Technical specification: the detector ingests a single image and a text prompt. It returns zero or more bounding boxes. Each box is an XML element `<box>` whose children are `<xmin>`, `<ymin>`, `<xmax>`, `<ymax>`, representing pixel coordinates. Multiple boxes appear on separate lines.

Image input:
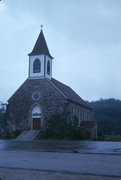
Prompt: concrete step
<box><xmin>16</xmin><ymin>130</ymin><xmax>40</xmax><ymax>141</ymax></box>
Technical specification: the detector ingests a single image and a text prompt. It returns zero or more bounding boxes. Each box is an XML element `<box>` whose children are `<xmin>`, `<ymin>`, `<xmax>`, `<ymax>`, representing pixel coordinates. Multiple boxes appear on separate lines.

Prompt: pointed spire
<box><xmin>28</xmin><ymin>30</ymin><xmax>53</xmax><ymax>59</ymax></box>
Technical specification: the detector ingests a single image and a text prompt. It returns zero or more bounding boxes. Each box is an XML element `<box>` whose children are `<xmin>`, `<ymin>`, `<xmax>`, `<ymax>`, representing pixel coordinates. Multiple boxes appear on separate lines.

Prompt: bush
<box><xmin>45</xmin><ymin>113</ymin><xmax>68</xmax><ymax>139</ymax></box>
<box><xmin>44</xmin><ymin>113</ymin><xmax>90</xmax><ymax>140</ymax></box>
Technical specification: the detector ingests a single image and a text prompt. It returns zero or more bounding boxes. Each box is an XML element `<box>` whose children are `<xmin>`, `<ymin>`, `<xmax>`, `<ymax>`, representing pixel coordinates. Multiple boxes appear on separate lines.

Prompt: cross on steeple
<box><xmin>40</xmin><ymin>25</ymin><xmax>43</xmax><ymax>31</ymax></box>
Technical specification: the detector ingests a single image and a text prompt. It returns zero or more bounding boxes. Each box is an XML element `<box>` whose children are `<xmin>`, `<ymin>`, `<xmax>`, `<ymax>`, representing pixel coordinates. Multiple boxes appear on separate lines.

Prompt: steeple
<box><xmin>28</xmin><ymin>30</ymin><xmax>53</xmax><ymax>59</ymax></box>
<box><xmin>28</xmin><ymin>30</ymin><xmax>53</xmax><ymax>80</ymax></box>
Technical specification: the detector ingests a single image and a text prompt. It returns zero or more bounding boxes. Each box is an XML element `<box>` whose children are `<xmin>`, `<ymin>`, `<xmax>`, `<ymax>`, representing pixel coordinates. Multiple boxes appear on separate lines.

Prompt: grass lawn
<box><xmin>104</xmin><ymin>135</ymin><xmax>121</xmax><ymax>142</ymax></box>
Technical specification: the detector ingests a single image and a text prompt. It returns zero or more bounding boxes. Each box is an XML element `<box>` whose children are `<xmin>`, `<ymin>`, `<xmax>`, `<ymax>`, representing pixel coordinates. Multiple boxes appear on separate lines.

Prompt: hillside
<box><xmin>89</xmin><ymin>99</ymin><xmax>121</xmax><ymax>135</ymax></box>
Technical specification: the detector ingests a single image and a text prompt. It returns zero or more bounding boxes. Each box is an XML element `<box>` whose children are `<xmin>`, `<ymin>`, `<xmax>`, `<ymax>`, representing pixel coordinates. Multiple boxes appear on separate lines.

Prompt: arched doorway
<box><xmin>32</xmin><ymin>105</ymin><xmax>41</xmax><ymax>130</ymax></box>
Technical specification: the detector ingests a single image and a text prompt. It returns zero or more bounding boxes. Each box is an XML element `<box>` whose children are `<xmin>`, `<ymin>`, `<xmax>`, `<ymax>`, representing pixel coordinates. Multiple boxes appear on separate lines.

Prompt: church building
<box><xmin>6</xmin><ymin>29</ymin><xmax>97</xmax><ymax>138</ymax></box>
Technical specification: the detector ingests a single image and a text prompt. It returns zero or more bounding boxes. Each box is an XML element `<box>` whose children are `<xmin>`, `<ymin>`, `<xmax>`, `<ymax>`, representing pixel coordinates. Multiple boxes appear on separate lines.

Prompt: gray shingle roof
<box><xmin>28</xmin><ymin>30</ymin><xmax>53</xmax><ymax>59</ymax></box>
<box><xmin>51</xmin><ymin>78</ymin><xmax>91</xmax><ymax>109</ymax></box>
<box><xmin>8</xmin><ymin>77</ymin><xmax>91</xmax><ymax>109</ymax></box>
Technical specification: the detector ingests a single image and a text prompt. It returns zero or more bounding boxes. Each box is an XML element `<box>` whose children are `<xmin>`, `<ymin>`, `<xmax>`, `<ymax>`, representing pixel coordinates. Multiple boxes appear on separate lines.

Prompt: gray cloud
<box><xmin>0</xmin><ymin>0</ymin><xmax>121</xmax><ymax>102</ymax></box>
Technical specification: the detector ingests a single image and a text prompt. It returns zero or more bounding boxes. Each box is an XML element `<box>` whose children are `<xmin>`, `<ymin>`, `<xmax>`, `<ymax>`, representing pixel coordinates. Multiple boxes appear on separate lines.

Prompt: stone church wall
<box><xmin>6</xmin><ymin>78</ymin><xmax>96</xmax><ymax>138</ymax></box>
<box><xmin>67</xmin><ymin>101</ymin><xmax>93</xmax><ymax>126</ymax></box>
<box><xmin>7</xmin><ymin>78</ymin><xmax>69</xmax><ymax>132</ymax></box>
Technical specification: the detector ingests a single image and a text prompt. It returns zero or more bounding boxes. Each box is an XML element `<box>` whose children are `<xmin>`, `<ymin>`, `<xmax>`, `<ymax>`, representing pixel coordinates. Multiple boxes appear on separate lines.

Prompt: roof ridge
<box><xmin>52</xmin><ymin>78</ymin><xmax>83</xmax><ymax>99</ymax></box>
<box><xmin>51</xmin><ymin>78</ymin><xmax>91</xmax><ymax>109</ymax></box>
<box><xmin>8</xmin><ymin>79</ymin><xmax>28</xmax><ymax>102</ymax></box>
<box><xmin>52</xmin><ymin>78</ymin><xmax>71</xmax><ymax>89</ymax></box>
<box><xmin>47</xmin><ymin>78</ymin><xmax>67</xmax><ymax>99</ymax></box>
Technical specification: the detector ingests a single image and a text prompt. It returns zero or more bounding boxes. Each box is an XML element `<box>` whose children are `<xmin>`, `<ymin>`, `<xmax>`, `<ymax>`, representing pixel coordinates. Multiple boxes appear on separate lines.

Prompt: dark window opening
<box><xmin>33</xmin><ymin>58</ymin><xmax>41</xmax><ymax>73</ymax></box>
<box><xmin>47</xmin><ymin>60</ymin><xmax>50</xmax><ymax>75</ymax></box>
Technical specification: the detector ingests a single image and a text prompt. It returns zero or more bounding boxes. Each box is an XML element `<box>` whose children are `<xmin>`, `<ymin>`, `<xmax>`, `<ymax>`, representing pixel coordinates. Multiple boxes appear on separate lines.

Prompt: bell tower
<box><xmin>28</xmin><ymin>29</ymin><xmax>53</xmax><ymax>79</ymax></box>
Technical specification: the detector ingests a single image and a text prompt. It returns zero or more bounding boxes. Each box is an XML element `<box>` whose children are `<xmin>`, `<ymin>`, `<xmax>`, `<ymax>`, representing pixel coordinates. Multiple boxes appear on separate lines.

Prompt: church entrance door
<box><xmin>32</xmin><ymin>105</ymin><xmax>41</xmax><ymax>130</ymax></box>
<box><xmin>33</xmin><ymin>118</ymin><xmax>41</xmax><ymax>130</ymax></box>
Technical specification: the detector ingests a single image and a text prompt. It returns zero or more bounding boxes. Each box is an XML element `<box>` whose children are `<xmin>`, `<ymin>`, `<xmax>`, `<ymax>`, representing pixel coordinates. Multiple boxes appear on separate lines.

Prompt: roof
<box><xmin>51</xmin><ymin>78</ymin><xmax>91</xmax><ymax>109</ymax></box>
<box><xmin>8</xmin><ymin>77</ymin><xmax>91</xmax><ymax>110</ymax></box>
<box><xmin>28</xmin><ymin>30</ymin><xmax>53</xmax><ymax>59</ymax></box>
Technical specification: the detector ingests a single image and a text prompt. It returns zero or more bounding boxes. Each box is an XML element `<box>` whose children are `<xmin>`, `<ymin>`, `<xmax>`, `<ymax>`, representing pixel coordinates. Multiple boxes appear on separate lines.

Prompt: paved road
<box><xmin>0</xmin><ymin>168</ymin><xmax>119</xmax><ymax>180</ymax></box>
<box><xmin>0</xmin><ymin>140</ymin><xmax>121</xmax><ymax>178</ymax></box>
<box><xmin>0</xmin><ymin>150</ymin><xmax>121</xmax><ymax>178</ymax></box>
<box><xmin>0</xmin><ymin>140</ymin><xmax>121</xmax><ymax>154</ymax></box>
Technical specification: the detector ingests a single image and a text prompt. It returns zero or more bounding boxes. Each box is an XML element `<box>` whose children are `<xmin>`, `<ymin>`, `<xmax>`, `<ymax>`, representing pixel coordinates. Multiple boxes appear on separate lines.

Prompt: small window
<box><xmin>32</xmin><ymin>92</ymin><xmax>41</xmax><ymax>100</ymax></box>
<box><xmin>47</xmin><ymin>60</ymin><xmax>50</xmax><ymax>75</ymax></box>
<box><xmin>33</xmin><ymin>58</ymin><xmax>41</xmax><ymax>73</ymax></box>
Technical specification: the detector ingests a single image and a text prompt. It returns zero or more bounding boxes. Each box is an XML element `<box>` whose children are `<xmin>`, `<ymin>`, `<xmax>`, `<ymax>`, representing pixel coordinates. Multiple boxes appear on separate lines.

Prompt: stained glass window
<box><xmin>33</xmin><ymin>58</ymin><xmax>41</xmax><ymax>73</ymax></box>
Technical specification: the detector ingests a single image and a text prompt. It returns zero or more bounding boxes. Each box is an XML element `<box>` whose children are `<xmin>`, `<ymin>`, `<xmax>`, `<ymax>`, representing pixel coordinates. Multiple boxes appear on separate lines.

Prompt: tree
<box><xmin>89</xmin><ymin>99</ymin><xmax>121</xmax><ymax>135</ymax></box>
<box><xmin>45</xmin><ymin>113</ymin><xmax>68</xmax><ymax>139</ymax></box>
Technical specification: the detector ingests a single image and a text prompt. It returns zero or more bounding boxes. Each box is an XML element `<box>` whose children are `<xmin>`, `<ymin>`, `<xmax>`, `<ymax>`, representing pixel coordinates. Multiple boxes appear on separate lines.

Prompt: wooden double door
<box><xmin>33</xmin><ymin>118</ymin><xmax>41</xmax><ymax>130</ymax></box>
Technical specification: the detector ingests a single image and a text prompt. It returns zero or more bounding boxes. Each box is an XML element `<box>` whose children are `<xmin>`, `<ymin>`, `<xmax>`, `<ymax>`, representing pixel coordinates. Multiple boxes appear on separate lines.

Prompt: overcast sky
<box><xmin>0</xmin><ymin>0</ymin><xmax>121</xmax><ymax>102</ymax></box>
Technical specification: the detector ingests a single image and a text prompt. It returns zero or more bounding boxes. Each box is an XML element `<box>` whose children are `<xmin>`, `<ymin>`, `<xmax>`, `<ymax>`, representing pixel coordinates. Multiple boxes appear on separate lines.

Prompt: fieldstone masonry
<box><xmin>7</xmin><ymin>78</ymin><xmax>68</xmax><ymax>131</ymax></box>
<box><xmin>7</xmin><ymin>78</ymin><xmax>96</xmax><ymax>138</ymax></box>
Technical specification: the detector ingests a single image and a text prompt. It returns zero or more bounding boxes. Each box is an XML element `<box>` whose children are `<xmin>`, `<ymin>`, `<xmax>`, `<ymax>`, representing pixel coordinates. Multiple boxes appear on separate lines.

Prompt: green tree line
<box><xmin>89</xmin><ymin>98</ymin><xmax>121</xmax><ymax>135</ymax></box>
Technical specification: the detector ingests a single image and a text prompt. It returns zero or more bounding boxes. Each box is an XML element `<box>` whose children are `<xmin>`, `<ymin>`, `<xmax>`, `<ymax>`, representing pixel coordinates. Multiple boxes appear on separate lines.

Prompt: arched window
<box><xmin>47</xmin><ymin>60</ymin><xmax>50</xmax><ymax>75</ymax></box>
<box><xmin>33</xmin><ymin>58</ymin><xmax>41</xmax><ymax>73</ymax></box>
<box><xmin>32</xmin><ymin>105</ymin><xmax>41</xmax><ymax>118</ymax></box>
